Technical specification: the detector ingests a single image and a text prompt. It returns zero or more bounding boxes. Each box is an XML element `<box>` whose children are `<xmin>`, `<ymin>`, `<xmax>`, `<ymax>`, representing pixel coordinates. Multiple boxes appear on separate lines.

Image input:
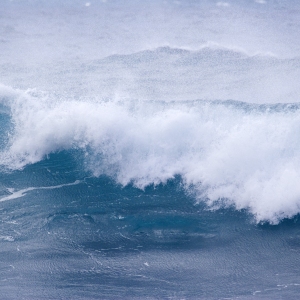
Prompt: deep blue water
<box><xmin>1</xmin><ymin>151</ymin><xmax>300</xmax><ymax>299</ymax></box>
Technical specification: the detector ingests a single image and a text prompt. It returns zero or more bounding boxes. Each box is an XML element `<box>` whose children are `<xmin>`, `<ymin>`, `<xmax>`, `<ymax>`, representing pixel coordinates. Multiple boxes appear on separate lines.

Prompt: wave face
<box><xmin>1</xmin><ymin>0</ymin><xmax>300</xmax><ymax>299</ymax></box>
<box><xmin>1</xmin><ymin>78</ymin><xmax>300</xmax><ymax>224</ymax></box>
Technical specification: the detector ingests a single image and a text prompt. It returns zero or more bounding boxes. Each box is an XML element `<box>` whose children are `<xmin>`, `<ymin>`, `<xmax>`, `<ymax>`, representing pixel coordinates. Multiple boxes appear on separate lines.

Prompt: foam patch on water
<box><xmin>0</xmin><ymin>180</ymin><xmax>82</xmax><ymax>202</ymax></box>
<box><xmin>1</xmin><ymin>85</ymin><xmax>300</xmax><ymax>223</ymax></box>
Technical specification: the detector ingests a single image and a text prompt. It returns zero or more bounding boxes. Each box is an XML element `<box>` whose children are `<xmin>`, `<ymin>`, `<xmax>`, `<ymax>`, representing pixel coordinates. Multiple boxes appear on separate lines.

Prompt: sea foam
<box><xmin>1</xmin><ymin>84</ymin><xmax>300</xmax><ymax>224</ymax></box>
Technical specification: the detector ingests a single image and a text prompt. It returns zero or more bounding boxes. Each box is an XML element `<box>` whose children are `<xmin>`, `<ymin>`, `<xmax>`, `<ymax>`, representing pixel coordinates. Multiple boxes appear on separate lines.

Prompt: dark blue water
<box><xmin>0</xmin><ymin>151</ymin><xmax>300</xmax><ymax>299</ymax></box>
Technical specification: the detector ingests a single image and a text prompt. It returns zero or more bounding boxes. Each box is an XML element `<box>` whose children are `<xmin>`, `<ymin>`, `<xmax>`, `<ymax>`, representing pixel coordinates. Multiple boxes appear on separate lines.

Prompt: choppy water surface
<box><xmin>1</xmin><ymin>0</ymin><xmax>300</xmax><ymax>299</ymax></box>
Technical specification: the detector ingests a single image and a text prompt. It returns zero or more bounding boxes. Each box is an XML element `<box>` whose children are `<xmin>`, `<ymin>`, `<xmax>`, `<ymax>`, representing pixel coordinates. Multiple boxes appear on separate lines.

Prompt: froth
<box><xmin>1</xmin><ymin>86</ymin><xmax>300</xmax><ymax>224</ymax></box>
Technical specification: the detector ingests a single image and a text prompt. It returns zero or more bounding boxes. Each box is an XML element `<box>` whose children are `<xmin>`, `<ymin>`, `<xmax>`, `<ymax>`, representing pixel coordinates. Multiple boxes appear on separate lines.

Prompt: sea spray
<box><xmin>1</xmin><ymin>84</ymin><xmax>300</xmax><ymax>223</ymax></box>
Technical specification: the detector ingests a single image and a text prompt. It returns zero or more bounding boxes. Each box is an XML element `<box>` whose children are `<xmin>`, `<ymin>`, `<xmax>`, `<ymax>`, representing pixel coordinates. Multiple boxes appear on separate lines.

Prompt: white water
<box><xmin>1</xmin><ymin>0</ymin><xmax>300</xmax><ymax>224</ymax></box>
<box><xmin>0</xmin><ymin>85</ymin><xmax>300</xmax><ymax>224</ymax></box>
<box><xmin>0</xmin><ymin>180</ymin><xmax>81</xmax><ymax>202</ymax></box>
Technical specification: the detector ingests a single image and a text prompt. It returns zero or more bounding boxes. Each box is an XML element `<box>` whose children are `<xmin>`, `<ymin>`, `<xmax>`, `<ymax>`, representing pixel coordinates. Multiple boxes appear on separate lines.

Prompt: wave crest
<box><xmin>1</xmin><ymin>85</ymin><xmax>300</xmax><ymax>223</ymax></box>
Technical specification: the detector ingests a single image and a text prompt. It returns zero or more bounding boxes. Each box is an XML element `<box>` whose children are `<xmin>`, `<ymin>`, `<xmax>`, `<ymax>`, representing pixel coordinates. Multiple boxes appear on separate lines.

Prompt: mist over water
<box><xmin>1</xmin><ymin>0</ymin><xmax>300</xmax><ymax>299</ymax></box>
<box><xmin>1</xmin><ymin>0</ymin><xmax>300</xmax><ymax>103</ymax></box>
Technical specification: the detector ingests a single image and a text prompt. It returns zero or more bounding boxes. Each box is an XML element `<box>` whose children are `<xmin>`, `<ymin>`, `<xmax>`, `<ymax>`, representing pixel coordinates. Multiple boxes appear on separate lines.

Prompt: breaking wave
<box><xmin>1</xmin><ymin>79</ymin><xmax>300</xmax><ymax>224</ymax></box>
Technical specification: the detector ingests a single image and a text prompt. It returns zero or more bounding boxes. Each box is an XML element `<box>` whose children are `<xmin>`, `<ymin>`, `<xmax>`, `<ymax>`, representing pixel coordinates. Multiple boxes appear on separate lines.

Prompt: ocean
<box><xmin>1</xmin><ymin>0</ymin><xmax>300</xmax><ymax>299</ymax></box>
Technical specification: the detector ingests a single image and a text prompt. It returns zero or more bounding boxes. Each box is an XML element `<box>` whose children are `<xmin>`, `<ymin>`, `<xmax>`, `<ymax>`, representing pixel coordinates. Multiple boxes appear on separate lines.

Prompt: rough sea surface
<box><xmin>1</xmin><ymin>0</ymin><xmax>300</xmax><ymax>299</ymax></box>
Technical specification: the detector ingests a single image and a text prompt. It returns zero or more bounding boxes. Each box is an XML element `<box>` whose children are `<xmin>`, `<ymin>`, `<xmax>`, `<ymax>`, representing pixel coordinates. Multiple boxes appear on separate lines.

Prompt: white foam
<box><xmin>0</xmin><ymin>181</ymin><xmax>82</xmax><ymax>202</ymax></box>
<box><xmin>1</xmin><ymin>86</ymin><xmax>300</xmax><ymax>223</ymax></box>
<box><xmin>0</xmin><ymin>236</ymin><xmax>14</xmax><ymax>242</ymax></box>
